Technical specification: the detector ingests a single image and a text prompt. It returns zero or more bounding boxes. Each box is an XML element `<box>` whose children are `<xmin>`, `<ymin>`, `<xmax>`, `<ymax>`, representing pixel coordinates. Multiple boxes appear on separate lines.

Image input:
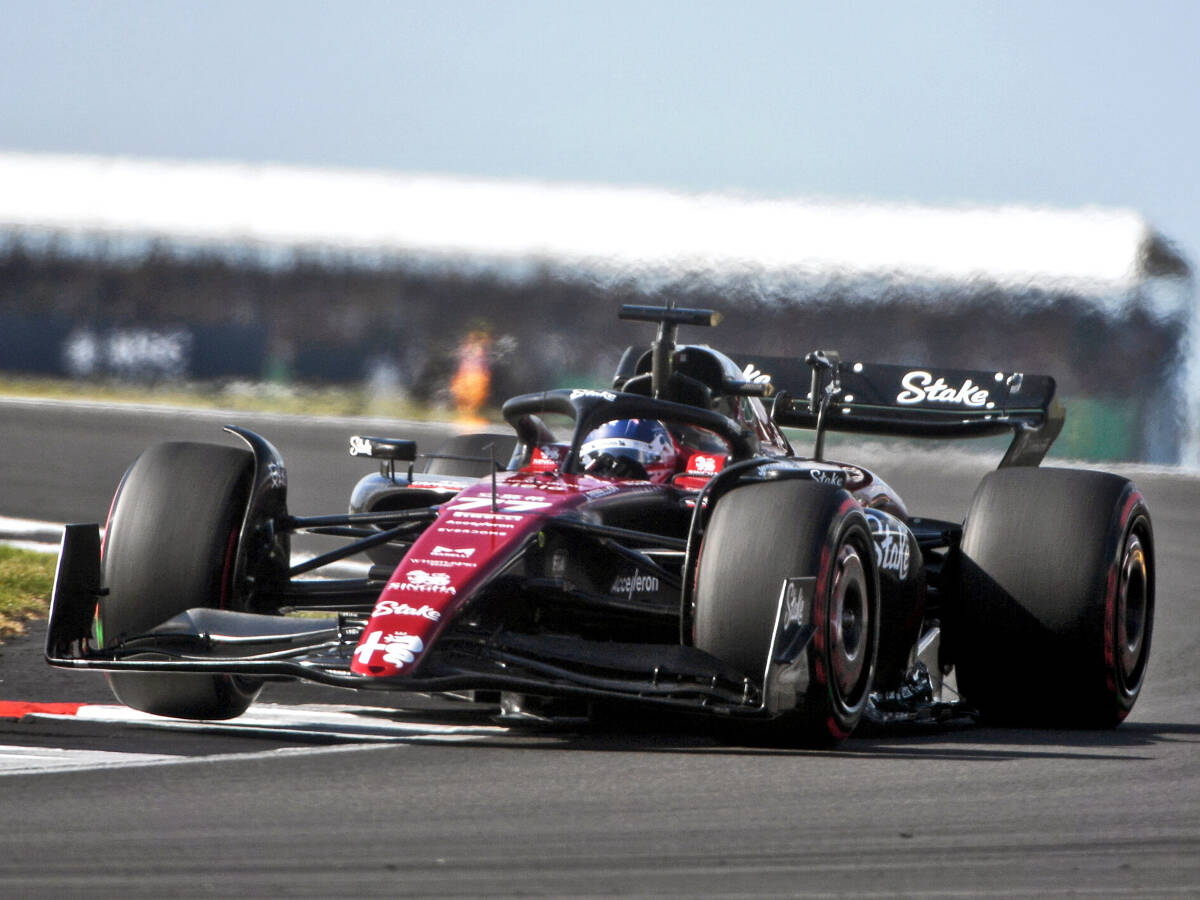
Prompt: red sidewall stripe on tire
<box><xmin>813</xmin><ymin>496</ymin><xmax>860</xmax><ymax>742</ymax></box>
<box><xmin>1104</xmin><ymin>489</ymin><xmax>1144</xmax><ymax>718</ymax></box>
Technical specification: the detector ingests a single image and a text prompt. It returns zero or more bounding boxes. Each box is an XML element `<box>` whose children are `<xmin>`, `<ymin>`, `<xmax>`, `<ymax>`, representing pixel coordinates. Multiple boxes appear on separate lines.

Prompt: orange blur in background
<box><xmin>450</xmin><ymin>330</ymin><xmax>491</xmax><ymax>424</ymax></box>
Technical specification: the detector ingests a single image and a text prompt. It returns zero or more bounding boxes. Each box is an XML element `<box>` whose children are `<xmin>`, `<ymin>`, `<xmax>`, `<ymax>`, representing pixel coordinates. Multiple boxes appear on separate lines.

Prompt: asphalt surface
<box><xmin>1</xmin><ymin>398</ymin><xmax>1198</xmax><ymax>897</ymax></box>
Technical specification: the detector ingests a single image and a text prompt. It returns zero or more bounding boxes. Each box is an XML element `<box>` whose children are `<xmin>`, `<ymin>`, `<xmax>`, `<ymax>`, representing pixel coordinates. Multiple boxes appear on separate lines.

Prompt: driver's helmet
<box><xmin>580</xmin><ymin>419</ymin><xmax>678</xmax><ymax>483</ymax></box>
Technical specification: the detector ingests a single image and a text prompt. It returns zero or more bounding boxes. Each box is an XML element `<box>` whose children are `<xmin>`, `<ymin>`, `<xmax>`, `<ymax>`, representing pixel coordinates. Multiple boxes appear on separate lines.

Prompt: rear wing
<box><xmin>756</xmin><ymin>353</ymin><xmax>1064</xmax><ymax>468</ymax></box>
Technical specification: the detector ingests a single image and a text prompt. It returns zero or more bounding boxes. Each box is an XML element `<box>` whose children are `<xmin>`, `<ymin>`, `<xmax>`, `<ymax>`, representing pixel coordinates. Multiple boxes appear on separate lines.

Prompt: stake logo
<box><xmin>865</xmin><ymin>510</ymin><xmax>912</xmax><ymax>580</ymax></box>
<box><xmin>741</xmin><ymin>363</ymin><xmax>773</xmax><ymax>387</ymax></box>
<box><xmin>896</xmin><ymin>370</ymin><xmax>993</xmax><ymax>408</ymax></box>
<box><xmin>570</xmin><ymin>389</ymin><xmax>617</xmax><ymax>401</ymax></box>
<box><xmin>809</xmin><ymin>469</ymin><xmax>847</xmax><ymax>487</ymax></box>
<box><xmin>783</xmin><ymin>580</ymin><xmax>806</xmax><ymax>627</ymax></box>
<box><xmin>372</xmin><ymin>599</ymin><xmax>442</xmax><ymax>621</ymax></box>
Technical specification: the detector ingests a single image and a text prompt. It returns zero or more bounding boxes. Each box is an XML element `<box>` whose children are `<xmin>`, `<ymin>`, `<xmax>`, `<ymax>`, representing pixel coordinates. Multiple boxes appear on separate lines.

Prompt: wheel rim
<box><xmin>1117</xmin><ymin>532</ymin><xmax>1149</xmax><ymax>686</ymax></box>
<box><xmin>830</xmin><ymin>542</ymin><xmax>870</xmax><ymax>703</ymax></box>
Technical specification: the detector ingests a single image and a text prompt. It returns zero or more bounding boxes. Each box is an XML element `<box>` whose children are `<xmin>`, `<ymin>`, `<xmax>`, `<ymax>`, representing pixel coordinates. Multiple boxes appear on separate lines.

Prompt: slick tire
<box><xmin>693</xmin><ymin>480</ymin><xmax>880</xmax><ymax>747</ymax></box>
<box><xmin>99</xmin><ymin>442</ymin><xmax>262</xmax><ymax>720</ymax></box>
<box><xmin>955</xmin><ymin>467</ymin><xmax>1154</xmax><ymax>727</ymax></box>
<box><xmin>421</xmin><ymin>433</ymin><xmax>518</xmax><ymax>478</ymax></box>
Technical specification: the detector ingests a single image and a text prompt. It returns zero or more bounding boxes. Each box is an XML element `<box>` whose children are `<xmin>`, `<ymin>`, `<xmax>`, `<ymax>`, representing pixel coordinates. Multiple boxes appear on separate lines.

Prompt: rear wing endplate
<box><xmin>765</xmin><ymin>356</ymin><xmax>1064</xmax><ymax>468</ymax></box>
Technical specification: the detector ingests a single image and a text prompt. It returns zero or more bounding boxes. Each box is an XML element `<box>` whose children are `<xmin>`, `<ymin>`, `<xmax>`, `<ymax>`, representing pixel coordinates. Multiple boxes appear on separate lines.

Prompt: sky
<box><xmin>2</xmin><ymin>0</ymin><xmax>1198</xmax><ymax>271</ymax></box>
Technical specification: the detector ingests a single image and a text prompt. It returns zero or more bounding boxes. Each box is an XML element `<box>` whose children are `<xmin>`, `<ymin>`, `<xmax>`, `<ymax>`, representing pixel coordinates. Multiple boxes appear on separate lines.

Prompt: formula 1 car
<box><xmin>46</xmin><ymin>305</ymin><xmax>1154</xmax><ymax>746</ymax></box>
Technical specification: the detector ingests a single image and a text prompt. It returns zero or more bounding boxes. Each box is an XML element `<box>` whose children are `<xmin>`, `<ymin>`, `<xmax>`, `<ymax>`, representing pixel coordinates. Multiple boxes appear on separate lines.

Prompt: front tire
<box><xmin>693</xmin><ymin>480</ymin><xmax>880</xmax><ymax>746</ymax></box>
<box><xmin>955</xmin><ymin>467</ymin><xmax>1154</xmax><ymax>727</ymax></box>
<box><xmin>99</xmin><ymin>442</ymin><xmax>262</xmax><ymax>720</ymax></box>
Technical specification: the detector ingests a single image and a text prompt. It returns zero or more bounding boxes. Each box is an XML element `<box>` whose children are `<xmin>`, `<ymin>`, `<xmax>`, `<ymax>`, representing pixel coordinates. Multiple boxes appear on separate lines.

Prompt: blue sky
<box><xmin>3</xmin><ymin>1</ymin><xmax>1198</xmax><ymax>268</ymax></box>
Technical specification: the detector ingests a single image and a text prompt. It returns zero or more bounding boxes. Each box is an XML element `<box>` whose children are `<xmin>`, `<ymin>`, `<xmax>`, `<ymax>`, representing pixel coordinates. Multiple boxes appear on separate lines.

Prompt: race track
<box><xmin>1</xmin><ymin>398</ymin><xmax>1198</xmax><ymax>897</ymax></box>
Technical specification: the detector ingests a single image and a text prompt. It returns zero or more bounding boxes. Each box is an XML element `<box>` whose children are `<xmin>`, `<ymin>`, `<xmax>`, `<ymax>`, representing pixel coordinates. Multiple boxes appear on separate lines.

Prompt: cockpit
<box><xmin>612</xmin><ymin>342</ymin><xmax>788</xmax><ymax>455</ymax></box>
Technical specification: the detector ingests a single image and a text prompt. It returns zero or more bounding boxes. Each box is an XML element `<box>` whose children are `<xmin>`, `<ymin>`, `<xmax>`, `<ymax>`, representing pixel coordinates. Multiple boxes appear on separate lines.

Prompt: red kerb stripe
<box><xmin>0</xmin><ymin>701</ymin><xmax>87</xmax><ymax>719</ymax></box>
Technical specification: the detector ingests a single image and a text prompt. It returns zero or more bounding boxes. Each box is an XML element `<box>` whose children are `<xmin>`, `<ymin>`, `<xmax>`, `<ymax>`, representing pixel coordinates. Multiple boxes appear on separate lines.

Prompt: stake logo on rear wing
<box><xmin>749</xmin><ymin>354</ymin><xmax>1064</xmax><ymax>468</ymax></box>
<box><xmin>895</xmin><ymin>370</ymin><xmax>995</xmax><ymax>408</ymax></box>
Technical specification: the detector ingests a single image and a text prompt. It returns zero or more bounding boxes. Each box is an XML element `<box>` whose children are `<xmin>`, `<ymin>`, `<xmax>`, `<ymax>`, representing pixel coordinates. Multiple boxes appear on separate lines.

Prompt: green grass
<box><xmin>0</xmin><ymin>546</ymin><xmax>55</xmax><ymax>641</ymax></box>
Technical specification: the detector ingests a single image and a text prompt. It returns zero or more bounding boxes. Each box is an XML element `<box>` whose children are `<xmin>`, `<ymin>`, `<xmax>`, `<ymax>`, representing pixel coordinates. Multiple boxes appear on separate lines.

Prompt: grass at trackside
<box><xmin>0</xmin><ymin>375</ymin><xmax>482</xmax><ymax>422</ymax></box>
<box><xmin>0</xmin><ymin>546</ymin><xmax>55</xmax><ymax>641</ymax></box>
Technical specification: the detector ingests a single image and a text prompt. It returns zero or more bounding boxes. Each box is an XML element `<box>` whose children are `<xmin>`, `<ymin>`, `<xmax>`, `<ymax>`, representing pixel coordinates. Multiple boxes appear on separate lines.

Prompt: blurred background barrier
<box><xmin>0</xmin><ymin>153</ymin><xmax>1192</xmax><ymax>463</ymax></box>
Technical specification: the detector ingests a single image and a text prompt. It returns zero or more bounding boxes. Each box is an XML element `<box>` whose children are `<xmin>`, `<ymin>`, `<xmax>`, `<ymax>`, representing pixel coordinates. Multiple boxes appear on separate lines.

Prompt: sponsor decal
<box><xmin>876</xmin><ymin>531</ymin><xmax>911</xmax><ymax>579</ymax></box>
<box><xmin>348</xmin><ymin>436</ymin><xmax>374</xmax><ymax>457</ymax></box>
<box><xmin>412</xmin><ymin>545</ymin><xmax>478</xmax><ymax>569</ymax></box>
<box><xmin>687</xmin><ymin>453</ymin><xmax>725</xmax><ymax>477</ymax></box>
<box><xmin>551</xmin><ymin>549</ymin><xmax>569</xmax><ymax>578</ymax></box>
<box><xmin>353</xmin><ymin>630</ymin><xmax>425</xmax><ymax>667</ymax></box>
<box><xmin>447</xmin><ymin>515</ymin><xmax>515</xmax><ymax>532</ymax></box>
<box><xmin>772</xmin><ymin>577</ymin><xmax>816</xmax><ymax>665</ymax></box>
<box><xmin>505</xmin><ymin>473</ymin><xmax>575</xmax><ymax>493</ymax></box>
<box><xmin>529</xmin><ymin>445</ymin><xmax>562</xmax><ymax>471</ymax></box>
<box><xmin>449</xmin><ymin>497</ymin><xmax>552</xmax><ymax>514</ymax></box>
<box><xmin>839</xmin><ymin>465</ymin><xmax>867</xmax><ymax>486</ymax></box>
<box><xmin>411</xmin><ymin>558</ymin><xmax>475</xmax><ymax>569</ymax></box>
<box><xmin>372</xmin><ymin>598</ymin><xmax>442</xmax><ymax>621</ymax></box>
<box><xmin>585</xmin><ymin>484</ymin><xmax>620</xmax><ymax>499</ymax></box>
<box><xmin>407</xmin><ymin>570</ymin><xmax>450</xmax><ymax>587</ymax></box>
<box><xmin>409</xmin><ymin>480</ymin><xmax>472</xmax><ymax>490</ymax></box>
<box><xmin>783</xmin><ymin>579</ymin><xmax>806</xmax><ymax>627</ymax></box>
<box><xmin>570</xmin><ymin>389</ymin><xmax>617</xmax><ymax>401</ymax></box>
<box><xmin>432</xmin><ymin>545</ymin><xmax>475</xmax><ymax>559</ymax></box>
<box><xmin>266</xmin><ymin>461</ymin><xmax>286</xmax><ymax>489</ymax></box>
<box><xmin>436</xmin><ymin>526</ymin><xmax>509</xmax><ymax>537</ymax></box>
<box><xmin>65</xmin><ymin>326</ymin><xmax>192</xmax><ymax>379</ymax></box>
<box><xmin>610</xmin><ymin>571</ymin><xmax>660</xmax><ymax>596</ymax></box>
<box><xmin>896</xmin><ymin>370</ymin><xmax>993</xmax><ymax>409</ymax></box>
<box><xmin>741</xmin><ymin>363</ymin><xmax>773</xmax><ymax>386</ymax></box>
<box><xmin>450</xmin><ymin>509</ymin><xmax>525</xmax><ymax>520</ymax></box>
<box><xmin>865</xmin><ymin>510</ymin><xmax>912</xmax><ymax>580</ymax></box>
<box><xmin>528</xmin><ymin>480</ymin><xmax>572</xmax><ymax>493</ymax></box>
<box><xmin>390</xmin><ymin>569</ymin><xmax>456</xmax><ymax>595</ymax></box>
<box><xmin>809</xmin><ymin>468</ymin><xmax>847</xmax><ymax>487</ymax></box>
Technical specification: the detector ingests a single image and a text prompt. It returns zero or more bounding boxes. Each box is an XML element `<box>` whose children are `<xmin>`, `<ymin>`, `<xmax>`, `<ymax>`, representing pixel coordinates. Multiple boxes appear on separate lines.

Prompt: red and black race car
<box><xmin>47</xmin><ymin>305</ymin><xmax>1154</xmax><ymax>746</ymax></box>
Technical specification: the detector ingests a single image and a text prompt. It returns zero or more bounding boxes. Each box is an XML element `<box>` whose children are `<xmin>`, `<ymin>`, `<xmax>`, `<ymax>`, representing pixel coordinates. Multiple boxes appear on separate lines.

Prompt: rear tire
<box><xmin>693</xmin><ymin>480</ymin><xmax>880</xmax><ymax>746</ymax></box>
<box><xmin>421</xmin><ymin>433</ymin><xmax>517</xmax><ymax>478</ymax></box>
<box><xmin>955</xmin><ymin>467</ymin><xmax>1154</xmax><ymax>727</ymax></box>
<box><xmin>99</xmin><ymin>442</ymin><xmax>262</xmax><ymax>720</ymax></box>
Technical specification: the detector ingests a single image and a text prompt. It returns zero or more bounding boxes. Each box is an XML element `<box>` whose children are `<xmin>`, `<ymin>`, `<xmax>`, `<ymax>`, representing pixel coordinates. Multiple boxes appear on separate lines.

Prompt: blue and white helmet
<box><xmin>581</xmin><ymin>419</ymin><xmax>678</xmax><ymax>482</ymax></box>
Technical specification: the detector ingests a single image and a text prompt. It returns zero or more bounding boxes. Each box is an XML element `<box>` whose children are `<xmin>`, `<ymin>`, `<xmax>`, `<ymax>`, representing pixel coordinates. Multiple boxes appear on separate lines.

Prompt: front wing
<box><xmin>46</xmin><ymin>524</ymin><xmax>826</xmax><ymax>718</ymax></box>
